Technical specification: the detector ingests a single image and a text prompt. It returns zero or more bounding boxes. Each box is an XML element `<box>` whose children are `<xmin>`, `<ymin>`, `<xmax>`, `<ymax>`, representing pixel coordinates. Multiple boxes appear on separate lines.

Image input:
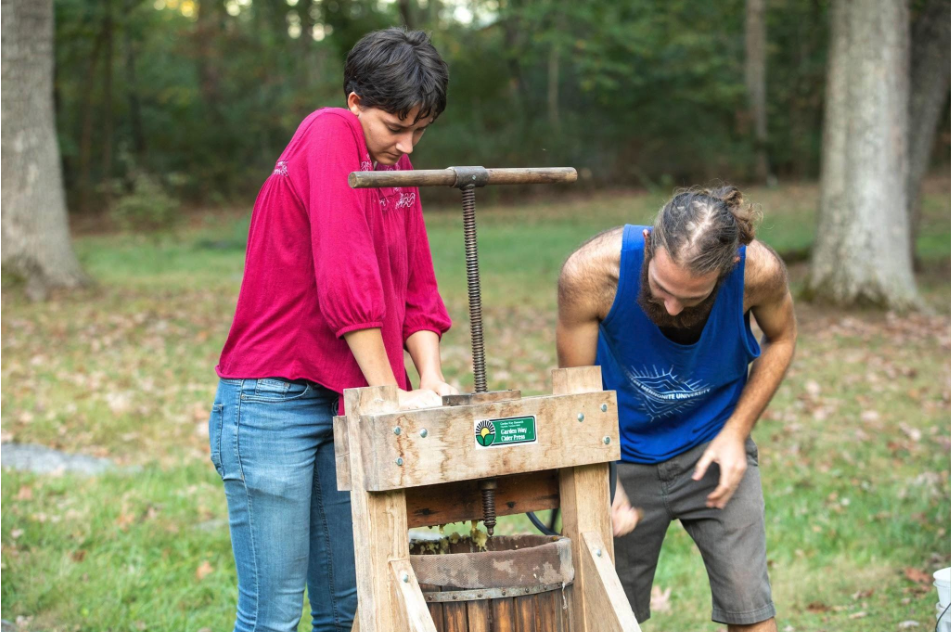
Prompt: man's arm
<box><xmin>556</xmin><ymin>228</ymin><xmax>639</xmax><ymax>535</ymax></box>
<box><xmin>693</xmin><ymin>240</ymin><xmax>798</xmax><ymax>508</ymax></box>
<box><xmin>556</xmin><ymin>228</ymin><xmax>621</xmax><ymax>367</ymax></box>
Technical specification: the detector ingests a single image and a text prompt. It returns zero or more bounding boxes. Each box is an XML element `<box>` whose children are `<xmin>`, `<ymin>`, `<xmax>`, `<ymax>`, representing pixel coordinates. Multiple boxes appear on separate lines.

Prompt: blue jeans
<box><xmin>209</xmin><ymin>378</ymin><xmax>357</xmax><ymax>632</ymax></box>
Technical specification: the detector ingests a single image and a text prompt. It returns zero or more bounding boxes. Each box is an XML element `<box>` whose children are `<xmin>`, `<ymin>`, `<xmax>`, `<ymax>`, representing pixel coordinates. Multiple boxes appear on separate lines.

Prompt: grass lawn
<box><xmin>2</xmin><ymin>178</ymin><xmax>949</xmax><ymax>631</ymax></box>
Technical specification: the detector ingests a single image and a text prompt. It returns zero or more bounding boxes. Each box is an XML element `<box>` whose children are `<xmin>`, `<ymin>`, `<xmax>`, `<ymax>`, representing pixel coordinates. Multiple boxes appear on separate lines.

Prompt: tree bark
<box><xmin>1</xmin><ymin>0</ymin><xmax>89</xmax><ymax>299</ymax></box>
<box><xmin>398</xmin><ymin>0</ymin><xmax>414</xmax><ymax>29</ymax></box>
<box><xmin>547</xmin><ymin>38</ymin><xmax>560</xmax><ymax>130</ymax></box>
<box><xmin>806</xmin><ymin>0</ymin><xmax>919</xmax><ymax>309</ymax></box>
<box><xmin>100</xmin><ymin>0</ymin><xmax>115</xmax><ymax>189</ymax></box>
<box><xmin>124</xmin><ymin>0</ymin><xmax>146</xmax><ymax>159</ymax></box>
<box><xmin>906</xmin><ymin>0</ymin><xmax>950</xmax><ymax>261</ymax></box>
<box><xmin>745</xmin><ymin>0</ymin><xmax>770</xmax><ymax>183</ymax></box>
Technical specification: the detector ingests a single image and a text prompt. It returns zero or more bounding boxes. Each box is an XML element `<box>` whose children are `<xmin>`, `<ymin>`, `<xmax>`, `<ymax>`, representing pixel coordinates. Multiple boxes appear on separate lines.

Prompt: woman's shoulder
<box><xmin>296</xmin><ymin>108</ymin><xmax>362</xmax><ymax>142</ymax></box>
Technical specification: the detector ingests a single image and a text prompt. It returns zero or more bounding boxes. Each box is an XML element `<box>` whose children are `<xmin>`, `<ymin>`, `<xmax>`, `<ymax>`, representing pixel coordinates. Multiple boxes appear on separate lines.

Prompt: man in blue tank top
<box><xmin>557</xmin><ymin>187</ymin><xmax>797</xmax><ymax>631</ymax></box>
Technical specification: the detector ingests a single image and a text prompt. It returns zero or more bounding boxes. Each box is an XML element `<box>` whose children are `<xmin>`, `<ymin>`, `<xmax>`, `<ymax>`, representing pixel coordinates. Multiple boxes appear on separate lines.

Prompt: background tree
<box><xmin>745</xmin><ymin>0</ymin><xmax>770</xmax><ymax>183</ymax></box>
<box><xmin>2</xmin><ymin>0</ymin><xmax>88</xmax><ymax>299</ymax></box>
<box><xmin>906</xmin><ymin>0</ymin><xmax>950</xmax><ymax>261</ymax></box>
<box><xmin>806</xmin><ymin>0</ymin><xmax>919</xmax><ymax>309</ymax></box>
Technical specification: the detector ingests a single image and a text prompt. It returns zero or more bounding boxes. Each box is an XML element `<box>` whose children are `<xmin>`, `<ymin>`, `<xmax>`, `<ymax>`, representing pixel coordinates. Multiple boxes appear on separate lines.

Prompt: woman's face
<box><xmin>348</xmin><ymin>93</ymin><xmax>433</xmax><ymax>166</ymax></box>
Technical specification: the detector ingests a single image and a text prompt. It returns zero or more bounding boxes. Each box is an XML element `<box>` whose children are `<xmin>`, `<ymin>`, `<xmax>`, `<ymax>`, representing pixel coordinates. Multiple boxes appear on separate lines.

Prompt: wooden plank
<box><xmin>346</xmin><ymin>385</ymin><xmax>409</xmax><ymax>632</ymax></box>
<box><xmin>491</xmin><ymin>598</ymin><xmax>515</xmax><ymax>632</ymax></box>
<box><xmin>537</xmin><ymin>590</ymin><xmax>565</xmax><ymax>632</ymax></box>
<box><xmin>334</xmin><ymin>415</ymin><xmax>351</xmax><ymax>491</ymax></box>
<box><xmin>443</xmin><ymin>602</ymin><xmax>469</xmax><ymax>632</ymax></box>
<box><xmin>357</xmin><ymin>391</ymin><xmax>619</xmax><ymax>491</ymax></box>
<box><xmin>514</xmin><ymin>594</ymin><xmax>537</xmax><ymax>632</ymax></box>
<box><xmin>442</xmin><ymin>390</ymin><xmax>521</xmax><ymax>407</ymax></box>
<box><xmin>579</xmin><ymin>531</ymin><xmax>641</xmax><ymax>632</ymax></box>
<box><xmin>390</xmin><ymin>559</ymin><xmax>439</xmax><ymax>632</ymax></box>
<box><xmin>553</xmin><ymin>366</ymin><xmax>618</xmax><ymax>632</ymax></box>
<box><xmin>405</xmin><ymin>470</ymin><xmax>559</xmax><ymax>529</ymax></box>
<box><xmin>466</xmin><ymin>600</ymin><xmax>491</xmax><ymax>632</ymax></box>
<box><xmin>419</xmin><ymin>584</ymin><xmax>446</xmax><ymax>632</ymax></box>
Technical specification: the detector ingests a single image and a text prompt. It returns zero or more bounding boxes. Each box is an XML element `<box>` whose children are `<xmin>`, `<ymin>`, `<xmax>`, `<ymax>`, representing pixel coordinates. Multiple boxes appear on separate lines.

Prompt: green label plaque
<box><xmin>474</xmin><ymin>415</ymin><xmax>537</xmax><ymax>448</ymax></box>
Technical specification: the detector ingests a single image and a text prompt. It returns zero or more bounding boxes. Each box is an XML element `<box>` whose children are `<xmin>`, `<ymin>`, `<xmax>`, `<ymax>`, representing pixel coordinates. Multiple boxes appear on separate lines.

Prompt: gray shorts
<box><xmin>613</xmin><ymin>438</ymin><xmax>775</xmax><ymax>626</ymax></box>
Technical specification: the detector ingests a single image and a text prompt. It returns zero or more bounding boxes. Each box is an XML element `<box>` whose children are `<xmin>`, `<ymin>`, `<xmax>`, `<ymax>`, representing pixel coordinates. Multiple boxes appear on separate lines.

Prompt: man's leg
<box><xmin>666</xmin><ymin>438</ymin><xmax>777</xmax><ymax>630</ymax></box>
<box><xmin>613</xmin><ymin>460</ymin><xmax>674</xmax><ymax>623</ymax></box>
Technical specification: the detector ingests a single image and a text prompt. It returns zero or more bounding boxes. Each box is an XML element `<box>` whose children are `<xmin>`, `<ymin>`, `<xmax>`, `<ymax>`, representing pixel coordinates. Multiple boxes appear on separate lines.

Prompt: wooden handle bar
<box><xmin>348</xmin><ymin>167</ymin><xmax>577</xmax><ymax>189</ymax></box>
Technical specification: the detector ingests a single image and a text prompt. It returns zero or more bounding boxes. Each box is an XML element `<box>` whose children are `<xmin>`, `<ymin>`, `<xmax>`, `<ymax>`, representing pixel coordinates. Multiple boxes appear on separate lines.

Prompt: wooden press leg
<box><xmin>552</xmin><ymin>367</ymin><xmax>620</xmax><ymax>632</ymax></box>
<box><xmin>345</xmin><ymin>386</ymin><xmax>410</xmax><ymax>632</ymax></box>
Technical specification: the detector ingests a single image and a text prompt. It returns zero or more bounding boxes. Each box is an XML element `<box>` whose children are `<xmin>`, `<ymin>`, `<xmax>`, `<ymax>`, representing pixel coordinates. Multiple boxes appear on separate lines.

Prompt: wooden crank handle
<box><xmin>348</xmin><ymin>166</ymin><xmax>577</xmax><ymax>189</ymax></box>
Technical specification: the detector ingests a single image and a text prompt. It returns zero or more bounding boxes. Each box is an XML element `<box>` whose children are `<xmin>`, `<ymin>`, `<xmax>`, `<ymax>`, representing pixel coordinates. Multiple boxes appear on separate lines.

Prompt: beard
<box><xmin>637</xmin><ymin>252</ymin><xmax>723</xmax><ymax>331</ymax></box>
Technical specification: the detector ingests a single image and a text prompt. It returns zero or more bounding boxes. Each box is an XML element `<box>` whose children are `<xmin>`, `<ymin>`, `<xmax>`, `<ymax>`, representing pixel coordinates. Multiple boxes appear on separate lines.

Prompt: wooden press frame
<box><xmin>334</xmin><ymin>366</ymin><xmax>641</xmax><ymax>632</ymax></box>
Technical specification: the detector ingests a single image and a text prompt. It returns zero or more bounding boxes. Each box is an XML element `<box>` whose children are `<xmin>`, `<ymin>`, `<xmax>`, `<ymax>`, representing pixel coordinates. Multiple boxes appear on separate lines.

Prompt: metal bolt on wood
<box><xmin>419</xmin><ymin>429</ymin><xmax>428</xmax><ymax>438</ymax></box>
<box><xmin>603</xmin><ymin>436</ymin><xmax>611</xmax><ymax>445</ymax></box>
<box><xmin>577</xmin><ymin>413</ymin><xmax>585</xmax><ymax>422</ymax></box>
<box><xmin>393</xmin><ymin>426</ymin><xmax>401</xmax><ymax>436</ymax></box>
<box><xmin>395</xmin><ymin>457</ymin><xmax>404</xmax><ymax>466</ymax></box>
<box><xmin>601</xmin><ymin>403</ymin><xmax>608</xmax><ymax>412</ymax></box>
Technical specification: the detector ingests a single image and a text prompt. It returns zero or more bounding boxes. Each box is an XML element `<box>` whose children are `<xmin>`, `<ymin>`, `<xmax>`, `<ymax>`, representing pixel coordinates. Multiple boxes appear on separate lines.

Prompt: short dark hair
<box><xmin>343</xmin><ymin>28</ymin><xmax>449</xmax><ymax>123</ymax></box>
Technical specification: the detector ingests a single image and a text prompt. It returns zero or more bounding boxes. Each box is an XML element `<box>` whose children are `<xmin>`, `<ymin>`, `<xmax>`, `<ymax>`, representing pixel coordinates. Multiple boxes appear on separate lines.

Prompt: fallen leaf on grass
<box><xmin>898</xmin><ymin>621</ymin><xmax>920</xmax><ymax>628</ymax></box>
<box><xmin>807</xmin><ymin>602</ymin><xmax>831</xmax><ymax>613</ymax></box>
<box><xmin>71</xmin><ymin>549</ymin><xmax>87</xmax><ymax>562</ymax></box>
<box><xmin>10</xmin><ymin>529</ymin><xmax>23</xmax><ymax>540</ymax></box>
<box><xmin>196</xmin><ymin>560</ymin><xmax>214</xmax><ymax>581</ymax></box>
<box><xmin>16</xmin><ymin>486</ymin><xmax>33</xmax><ymax>501</ymax></box>
<box><xmin>848</xmin><ymin>611</ymin><xmax>867</xmax><ymax>619</ymax></box>
<box><xmin>904</xmin><ymin>567</ymin><xmax>933</xmax><ymax>584</ymax></box>
<box><xmin>851</xmin><ymin>588</ymin><xmax>874</xmax><ymax>600</ymax></box>
<box><xmin>650</xmin><ymin>586</ymin><xmax>672</xmax><ymax>614</ymax></box>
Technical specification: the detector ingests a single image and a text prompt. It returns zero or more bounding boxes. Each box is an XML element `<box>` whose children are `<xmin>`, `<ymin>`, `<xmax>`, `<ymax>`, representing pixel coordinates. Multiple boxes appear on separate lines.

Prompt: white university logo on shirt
<box><xmin>621</xmin><ymin>365</ymin><xmax>712</xmax><ymax>422</ymax></box>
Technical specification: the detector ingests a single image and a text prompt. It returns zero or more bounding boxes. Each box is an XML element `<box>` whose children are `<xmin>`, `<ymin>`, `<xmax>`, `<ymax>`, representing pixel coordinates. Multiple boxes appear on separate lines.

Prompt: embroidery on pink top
<box><xmin>273</xmin><ymin>161</ymin><xmax>289</xmax><ymax>177</ymax></box>
<box><xmin>394</xmin><ymin>192</ymin><xmax>416</xmax><ymax>209</ymax></box>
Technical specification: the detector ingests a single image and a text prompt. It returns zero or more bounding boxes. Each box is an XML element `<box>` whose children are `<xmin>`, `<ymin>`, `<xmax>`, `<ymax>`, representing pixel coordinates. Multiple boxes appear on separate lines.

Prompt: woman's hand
<box><xmin>398</xmin><ymin>388</ymin><xmax>443</xmax><ymax>410</ymax></box>
<box><xmin>419</xmin><ymin>377</ymin><xmax>459</xmax><ymax>398</ymax></box>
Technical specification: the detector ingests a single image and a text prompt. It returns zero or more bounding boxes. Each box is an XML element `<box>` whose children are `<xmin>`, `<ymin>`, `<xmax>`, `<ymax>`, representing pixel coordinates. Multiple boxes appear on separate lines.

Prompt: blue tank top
<box><xmin>596</xmin><ymin>225</ymin><xmax>761</xmax><ymax>464</ymax></box>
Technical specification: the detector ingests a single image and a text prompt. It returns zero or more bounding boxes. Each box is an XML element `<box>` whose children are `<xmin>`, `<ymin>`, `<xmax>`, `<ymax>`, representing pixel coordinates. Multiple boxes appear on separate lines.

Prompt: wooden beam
<box><xmin>355</xmin><ymin>391</ymin><xmax>619</xmax><ymax>491</ymax></box>
<box><xmin>405</xmin><ymin>470</ymin><xmax>559</xmax><ymax>528</ymax></box>
<box><xmin>390</xmin><ymin>559</ymin><xmax>439</xmax><ymax>632</ymax></box>
<box><xmin>553</xmin><ymin>366</ymin><xmax>620</xmax><ymax>632</ymax></box>
<box><xmin>346</xmin><ymin>386</ymin><xmax>409</xmax><ymax>632</ymax></box>
<box><xmin>580</xmin><ymin>531</ymin><xmax>641</xmax><ymax>632</ymax></box>
<box><xmin>334</xmin><ymin>415</ymin><xmax>351</xmax><ymax>490</ymax></box>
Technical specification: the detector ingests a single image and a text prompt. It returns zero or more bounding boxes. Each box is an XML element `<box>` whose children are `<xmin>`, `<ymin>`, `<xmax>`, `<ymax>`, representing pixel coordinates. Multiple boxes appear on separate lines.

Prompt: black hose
<box><xmin>526</xmin><ymin>461</ymin><xmax>618</xmax><ymax>536</ymax></box>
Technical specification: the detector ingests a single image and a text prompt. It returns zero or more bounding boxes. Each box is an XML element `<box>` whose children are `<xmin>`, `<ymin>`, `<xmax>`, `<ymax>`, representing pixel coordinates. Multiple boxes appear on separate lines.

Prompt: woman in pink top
<box><xmin>209</xmin><ymin>28</ymin><xmax>454</xmax><ymax>632</ymax></box>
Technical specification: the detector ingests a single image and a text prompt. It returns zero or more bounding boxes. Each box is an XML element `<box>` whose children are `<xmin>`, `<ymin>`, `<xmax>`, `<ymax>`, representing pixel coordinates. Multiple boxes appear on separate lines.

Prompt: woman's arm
<box><xmin>405</xmin><ymin>330</ymin><xmax>457</xmax><ymax>396</ymax></box>
<box><xmin>344</xmin><ymin>328</ymin><xmax>443</xmax><ymax>409</ymax></box>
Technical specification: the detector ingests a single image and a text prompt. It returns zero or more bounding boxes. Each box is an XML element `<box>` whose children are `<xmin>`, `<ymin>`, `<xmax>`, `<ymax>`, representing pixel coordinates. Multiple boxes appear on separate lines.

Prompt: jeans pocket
<box><xmin>242</xmin><ymin>378</ymin><xmax>311</xmax><ymax>402</ymax></box>
<box><xmin>209</xmin><ymin>403</ymin><xmax>225</xmax><ymax>477</ymax></box>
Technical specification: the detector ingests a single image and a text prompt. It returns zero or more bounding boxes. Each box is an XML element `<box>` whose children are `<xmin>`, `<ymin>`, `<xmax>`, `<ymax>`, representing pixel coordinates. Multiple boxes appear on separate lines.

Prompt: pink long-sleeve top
<box><xmin>216</xmin><ymin>107</ymin><xmax>452</xmax><ymax>397</ymax></box>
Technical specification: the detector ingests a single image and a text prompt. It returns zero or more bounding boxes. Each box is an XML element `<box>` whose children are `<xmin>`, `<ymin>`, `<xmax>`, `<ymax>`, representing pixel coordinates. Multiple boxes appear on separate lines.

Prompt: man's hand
<box><xmin>692</xmin><ymin>429</ymin><xmax>748</xmax><ymax>509</ymax></box>
<box><xmin>611</xmin><ymin>477</ymin><xmax>642</xmax><ymax>537</ymax></box>
<box><xmin>397</xmin><ymin>388</ymin><xmax>443</xmax><ymax>410</ymax></box>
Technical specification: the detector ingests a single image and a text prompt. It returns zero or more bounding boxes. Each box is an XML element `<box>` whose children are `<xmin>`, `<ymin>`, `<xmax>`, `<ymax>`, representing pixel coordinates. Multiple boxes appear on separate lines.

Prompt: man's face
<box><xmin>348</xmin><ymin>95</ymin><xmax>433</xmax><ymax>166</ymax></box>
<box><xmin>638</xmin><ymin>244</ymin><xmax>723</xmax><ymax>330</ymax></box>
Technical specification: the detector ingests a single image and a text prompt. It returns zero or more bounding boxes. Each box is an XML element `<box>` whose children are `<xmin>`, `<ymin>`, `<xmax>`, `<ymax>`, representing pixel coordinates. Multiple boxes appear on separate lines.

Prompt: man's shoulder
<box><xmin>743</xmin><ymin>240</ymin><xmax>789</xmax><ymax>306</ymax></box>
<box><xmin>558</xmin><ymin>227</ymin><xmax>626</xmax><ymax>318</ymax></box>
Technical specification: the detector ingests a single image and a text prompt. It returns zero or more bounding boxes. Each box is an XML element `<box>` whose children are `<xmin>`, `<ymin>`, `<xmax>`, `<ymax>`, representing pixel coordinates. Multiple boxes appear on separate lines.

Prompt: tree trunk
<box><xmin>906</xmin><ymin>0</ymin><xmax>950</xmax><ymax>261</ymax></box>
<box><xmin>100</xmin><ymin>0</ymin><xmax>115</xmax><ymax>192</ymax></box>
<box><xmin>124</xmin><ymin>0</ymin><xmax>146</xmax><ymax>159</ymax></box>
<box><xmin>1</xmin><ymin>0</ymin><xmax>89</xmax><ymax>299</ymax></box>
<box><xmin>806</xmin><ymin>0</ymin><xmax>919</xmax><ymax>309</ymax></box>
<box><xmin>78</xmin><ymin>30</ymin><xmax>104</xmax><ymax>211</ymax></box>
<box><xmin>745</xmin><ymin>0</ymin><xmax>770</xmax><ymax>183</ymax></box>
<box><xmin>547</xmin><ymin>38</ymin><xmax>560</xmax><ymax>130</ymax></box>
<box><xmin>398</xmin><ymin>0</ymin><xmax>414</xmax><ymax>29</ymax></box>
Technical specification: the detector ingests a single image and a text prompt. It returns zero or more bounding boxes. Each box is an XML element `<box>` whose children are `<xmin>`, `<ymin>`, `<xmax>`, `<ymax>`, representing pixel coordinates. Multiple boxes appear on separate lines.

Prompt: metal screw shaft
<box><xmin>461</xmin><ymin>186</ymin><xmax>487</xmax><ymax>393</ymax></box>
